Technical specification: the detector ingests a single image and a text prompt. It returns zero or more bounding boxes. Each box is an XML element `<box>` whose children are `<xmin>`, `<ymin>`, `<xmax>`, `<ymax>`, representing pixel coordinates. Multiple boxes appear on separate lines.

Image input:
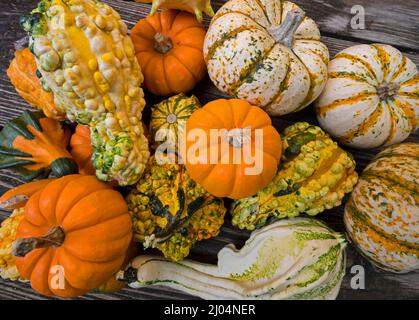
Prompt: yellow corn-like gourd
<box><xmin>0</xmin><ymin>209</ymin><xmax>24</xmax><ymax>281</ymax></box>
<box><xmin>22</xmin><ymin>0</ymin><xmax>149</xmax><ymax>185</ymax></box>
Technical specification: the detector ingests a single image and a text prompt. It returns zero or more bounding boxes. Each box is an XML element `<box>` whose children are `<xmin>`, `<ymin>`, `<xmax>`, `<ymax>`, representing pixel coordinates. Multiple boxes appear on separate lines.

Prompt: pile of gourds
<box><xmin>0</xmin><ymin>0</ymin><xmax>417</xmax><ymax>299</ymax></box>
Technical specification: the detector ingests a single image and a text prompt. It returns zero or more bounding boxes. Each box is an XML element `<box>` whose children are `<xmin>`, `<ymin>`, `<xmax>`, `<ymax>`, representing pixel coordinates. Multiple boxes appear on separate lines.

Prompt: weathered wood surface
<box><xmin>0</xmin><ymin>0</ymin><xmax>418</xmax><ymax>300</ymax></box>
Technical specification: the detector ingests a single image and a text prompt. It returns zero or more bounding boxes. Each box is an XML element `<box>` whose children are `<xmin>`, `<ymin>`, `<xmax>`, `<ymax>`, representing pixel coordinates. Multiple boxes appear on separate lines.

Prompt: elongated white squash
<box><xmin>119</xmin><ymin>218</ymin><xmax>346</xmax><ymax>300</ymax></box>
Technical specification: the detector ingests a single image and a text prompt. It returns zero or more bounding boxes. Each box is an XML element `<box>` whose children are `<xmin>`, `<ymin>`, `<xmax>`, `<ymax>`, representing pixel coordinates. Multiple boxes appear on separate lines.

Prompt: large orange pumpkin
<box><xmin>69</xmin><ymin>125</ymin><xmax>95</xmax><ymax>175</ymax></box>
<box><xmin>131</xmin><ymin>10</ymin><xmax>206</xmax><ymax>96</ymax></box>
<box><xmin>12</xmin><ymin>175</ymin><xmax>132</xmax><ymax>297</ymax></box>
<box><xmin>184</xmin><ymin>99</ymin><xmax>282</xmax><ymax>199</ymax></box>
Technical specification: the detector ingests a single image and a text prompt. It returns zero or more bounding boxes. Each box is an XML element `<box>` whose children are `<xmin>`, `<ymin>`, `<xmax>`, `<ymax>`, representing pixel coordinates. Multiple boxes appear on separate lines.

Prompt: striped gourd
<box><xmin>204</xmin><ymin>0</ymin><xmax>329</xmax><ymax>116</ymax></box>
<box><xmin>231</xmin><ymin>122</ymin><xmax>358</xmax><ymax>230</ymax></box>
<box><xmin>344</xmin><ymin>143</ymin><xmax>419</xmax><ymax>273</ymax></box>
<box><xmin>119</xmin><ymin>218</ymin><xmax>346</xmax><ymax>300</ymax></box>
<box><xmin>316</xmin><ymin>44</ymin><xmax>418</xmax><ymax>149</ymax></box>
<box><xmin>150</xmin><ymin>93</ymin><xmax>201</xmax><ymax>151</ymax></box>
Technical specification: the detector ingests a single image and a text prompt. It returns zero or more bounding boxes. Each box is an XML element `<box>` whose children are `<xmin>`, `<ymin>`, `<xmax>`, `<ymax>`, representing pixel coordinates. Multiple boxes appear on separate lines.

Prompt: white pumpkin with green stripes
<box><xmin>119</xmin><ymin>218</ymin><xmax>346</xmax><ymax>300</ymax></box>
<box><xmin>316</xmin><ymin>44</ymin><xmax>418</xmax><ymax>149</ymax></box>
<box><xmin>203</xmin><ymin>0</ymin><xmax>329</xmax><ymax>116</ymax></box>
<box><xmin>344</xmin><ymin>143</ymin><xmax>419</xmax><ymax>273</ymax></box>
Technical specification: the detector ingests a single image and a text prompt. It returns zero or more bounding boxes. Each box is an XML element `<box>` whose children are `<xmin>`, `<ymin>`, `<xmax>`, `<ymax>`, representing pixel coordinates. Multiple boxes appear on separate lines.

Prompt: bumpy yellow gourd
<box><xmin>21</xmin><ymin>0</ymin><xmax>149</xmax><ymax>185</ymax></box>
<box><xmin>0</xmin><ymin>208</ymin><xmax>24</xmax><ymax>281</ymax></box>
<box><xmin>126</xmin><ymin>156</ymin><xmax>227</xmax><ymax>261</ymax></box>
<box><xmin>231</xmin><ymin>122</ymin><xmax>358</xmax><ymax>230</ymax></box>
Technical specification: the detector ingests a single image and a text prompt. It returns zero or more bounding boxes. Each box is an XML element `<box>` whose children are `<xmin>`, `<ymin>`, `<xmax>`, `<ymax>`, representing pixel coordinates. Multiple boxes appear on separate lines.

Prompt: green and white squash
<box><xmin>149</xmin><ymin>93</ymin><xmax>201</xmax><ymax>152</ymax></box>
<box><xmin>119</xmin><ymin>218</ymin><xmax>346</xmax><ymax>300</ymax></box>
<box><xmin>231</xmin><ymin>122</ymin><xmax>358</xmax><ymax>231</ymax></box>
<box><xmin>204</xmin><ymin>0</ymin><xmax>329</xmax><ymax>116</ymax></box>
<box><xmin>344</xmin><ymin>143</ymin><xmax>419</xmax><ymax>273</ymax></box>
<box><xmin>316</xmin><ymin>44</ymin><xmax>418</xmax><ymax>149</ymax></box>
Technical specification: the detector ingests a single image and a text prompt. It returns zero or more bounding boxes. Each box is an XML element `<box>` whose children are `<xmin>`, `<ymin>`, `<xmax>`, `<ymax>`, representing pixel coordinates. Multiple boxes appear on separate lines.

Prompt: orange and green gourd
<box><xmin>0</xmin><ymin>110</ymin><xmax>78</xmax><ymax>180</ymax></box>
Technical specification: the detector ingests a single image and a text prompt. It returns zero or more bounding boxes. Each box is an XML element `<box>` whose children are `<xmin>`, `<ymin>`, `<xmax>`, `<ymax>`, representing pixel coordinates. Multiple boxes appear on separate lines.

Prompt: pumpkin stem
<box><xmin>12</xmin><ymin>226</ymin><xmax>65</xmax><ymax>257</ymax></box>
<box><xmin>268</xmin><ymin>9</ymin><xmax>305</xmax><ymax>48</ymax></box>
<box><xmin>376</xmin><ymin>82</ymin><xmax>400</xmax><ymax>100</ymax></box>
<box><xmin>154</xmin><ymin>33</ymin><xmax>173</xmax><ymax>54</ymax></box>
<box><xmin>228</xmin><ymin>128</ymin><xmax>251</xmax><ymax>148</ymax></box>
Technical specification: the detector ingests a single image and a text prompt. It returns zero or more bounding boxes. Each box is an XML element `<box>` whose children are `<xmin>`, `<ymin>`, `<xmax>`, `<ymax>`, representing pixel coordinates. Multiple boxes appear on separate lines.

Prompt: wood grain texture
<box><xmin>0</xmin><ymin>0</ymin><xmax>418</xmax><ymax>300</ymax></box>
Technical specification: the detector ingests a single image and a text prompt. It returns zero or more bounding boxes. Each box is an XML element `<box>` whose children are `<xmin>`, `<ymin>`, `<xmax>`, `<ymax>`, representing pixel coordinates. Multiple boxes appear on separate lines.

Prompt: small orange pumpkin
<box><xmin>131</xmin><ymin>10</ymin><xmax>206</xmax><ymax>96</ymax></box>
<box><xmin>184</xmin><ymin>99</ymin><xmax>282</xmax><ymax>199</ymax></box>
<box><xmin>12</xmin><ymin>175</ymin><xmax>132</xmax><ymax>297</ymax></box>
<box><xmin>7</xmin><ymin>49</ymin><xmax>65</xmax><ymax>120</ymax></box>
<box><xmin>69</xmin><ymin>125</ymin><xmax>95</xmax><ymax>175</ymax></box>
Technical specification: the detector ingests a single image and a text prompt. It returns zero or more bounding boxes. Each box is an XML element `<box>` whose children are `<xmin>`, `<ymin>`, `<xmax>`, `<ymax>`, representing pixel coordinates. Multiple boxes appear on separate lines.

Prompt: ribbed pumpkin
<box><xmin>0</xmin><ymin>179</ymin><xmax>55</xmax><ymax>210</ymax></box>
<box><xmin>231</xmin><ymin>122</ymin><xmax>358</xmax><ymax>230</ymax></box>
<box><xmin>0</xmin><ymin>111</ymin><xmax>78</xmax><ymax>180</ymax></box>
<box><xmin>150</xmin><ymin>93</ymin><xmax>201</xmax><ymax>151</ymax></box>
<box><xmin>12</xmin><ymin>175</ymin><xmax>132</xmax><ymax>297</ymax></box>
<box><xmin>204</xmin><ymin>0</ymin><xmax>329</xmax><ymax>116</ymax></box>
<box><xmin>184</xmin><ymin>99</ymin><xmax>282</xmax><ymax>199</ymax></box>
<box><xmin>70</xmin><ymin>125</ymin><xmax>95</xmax><ymax>175</ymax></box>
<box><xmin>316</xmin><ymin>44</ymin><xmax>419</xmax><ymax>149</ymax></box>
<box><xmin>344</xmin><ymin>143</ymin><xmax>419</xmax><ymax>273</ymax></box>
<box><xmin>134</xmin><ymin>0</ymin><xmax>214</xmax><ymax>22</ymax></box>
<box><xmin>7</xmin><ymin>48</ymin><xmax>65</xmax><ymax>120</ymax></box>
<box><xmin>131</xmin><ymin>10</ymin><xmax>206</xmax><ymax>96</ymax></box>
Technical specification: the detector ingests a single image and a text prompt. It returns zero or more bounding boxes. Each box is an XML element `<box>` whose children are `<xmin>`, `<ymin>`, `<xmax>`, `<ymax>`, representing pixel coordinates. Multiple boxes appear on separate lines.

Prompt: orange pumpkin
<box><xmin>131</xmin><ymin>10</ymin><xmax>206</xmax><ymax>96</ymax></box>
<box><xmin>0</xmin><ymin>179</ymin><xmax>55</xmax><ymax>210</ymax></box>
<box><xmin>7</xmin><ymin>49</ymin><xmax>65</xmax><ymax>120</ymax></box>
<box><xmin>95</xmin><ymin>241</ymin><xmax>140</xmax><ymax>293</ymax></box>
<box><xmin>12</xmin><ymin>175</ymin><xmax>132</xmax><ymax>297</ymax></box>
<box><xmin>69</xmin><ymin>125</ymin><xmax>95</xmax><ymax>175</ymax></box>
<box><xmin>184</xmin><ymin>99</ymin><xmax>282</xmax><ymax>199</ymax></box>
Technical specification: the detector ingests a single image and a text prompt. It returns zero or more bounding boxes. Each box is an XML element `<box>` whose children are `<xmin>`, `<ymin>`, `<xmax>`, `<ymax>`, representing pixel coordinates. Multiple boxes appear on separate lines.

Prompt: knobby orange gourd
<box><xmin>184</xmin><ymin>99</ymin><xmax>282</xmax><ymax>199</ymax></box>
<box><xmin>7</xmin><ymin>48</ymin><xmax>65</xmax><ymax>120</ymax></box>
<box><xmin>0</xmin><ymin>111</ymin><xmax>78</xmax><ymax>181</ymax></box>
<box><xmin>9</xmin><ymin>175</ymin><xmax>132</xmax><ymax>297</ymax></box>
<box><xmin>131</xmin><ymin>10</ymin><xmax>206</xmax><ymax>96</ymax></box>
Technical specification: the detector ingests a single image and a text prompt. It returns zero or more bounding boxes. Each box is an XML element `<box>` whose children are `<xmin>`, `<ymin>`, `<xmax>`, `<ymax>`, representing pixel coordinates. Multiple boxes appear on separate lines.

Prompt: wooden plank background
<box><xmin>0</xmin><ymin>0</ymin><xmax>418</xmax><ymax>300</ymax></box>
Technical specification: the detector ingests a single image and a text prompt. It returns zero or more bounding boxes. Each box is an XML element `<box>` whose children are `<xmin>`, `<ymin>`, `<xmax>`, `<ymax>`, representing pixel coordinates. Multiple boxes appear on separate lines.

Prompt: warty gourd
<box><xmin>21</xmin><ymin>0</ymin><xmax>149</xmax><ymax>185</ymax></box>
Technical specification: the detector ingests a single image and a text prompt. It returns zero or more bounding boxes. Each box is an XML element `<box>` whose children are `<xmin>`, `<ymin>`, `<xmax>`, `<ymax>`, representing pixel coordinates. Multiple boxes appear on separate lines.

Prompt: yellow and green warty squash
<box><xmin>149</xmin><ymin>93</ymin><xmax>201</xmax><ymax>152</ymax></box>
<box><xmin>120</xmin><ymin>218</ymin><xmax>347</xmax><ymax>300</ymax></box>
<box><xmin>0</xmin><ymin>208</ymin><xmax>24</xmax><ymax>281</ymax></box>
<box><xmin>316</xmin><ymin>44</ymin><xmax>418</xmax><ymax>149</ymax></box>
<box><xmin>21</xmin><ymin>0</ymin><xmax>149</xmax><ymax>185</ymax></box>
<box><xmin>126</xmin><ymin>156</ymin><xmax>227</xmax><ymax>261</ymax></box>
<box><xmin>344</xmin><ymin>143</ymin><xmax>419</xmax><ymax>273</ymax></box>
<box><xmin>0</xmin><ymin>111</ymin><xmax>78</xmax><ymax>180</ymax></box>
<box><xmin>231</xmin><ymin>122</ymin><xmax>358</xmax><ymax>230</ymax></box>
<box><xmin>204</xmin><ymin>0</ymin><xmax>329</xmax><ymax>116</ymax></box>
